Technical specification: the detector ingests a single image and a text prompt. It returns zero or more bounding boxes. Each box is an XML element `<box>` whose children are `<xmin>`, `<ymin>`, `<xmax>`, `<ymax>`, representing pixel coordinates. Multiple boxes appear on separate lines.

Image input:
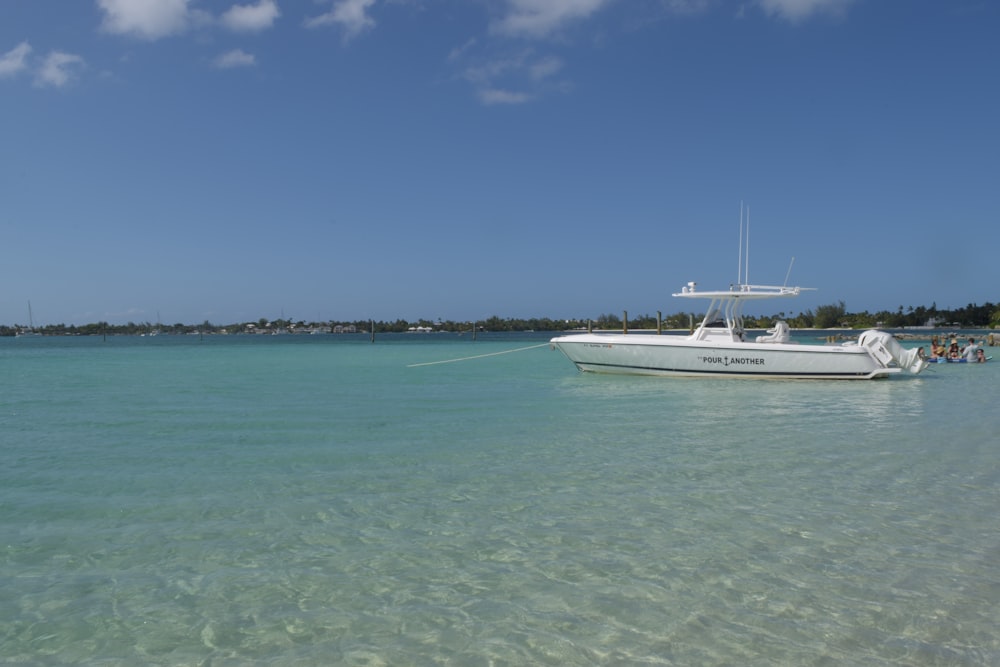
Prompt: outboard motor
<box><xmin>858</xmin><ymin>331</ymin><xmax>927</xmax><ymax>374</ymax></box>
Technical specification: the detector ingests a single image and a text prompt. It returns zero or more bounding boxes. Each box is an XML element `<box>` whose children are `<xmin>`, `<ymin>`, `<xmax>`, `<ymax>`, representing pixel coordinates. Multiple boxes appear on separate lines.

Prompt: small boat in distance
<box><xmin>551</xmin><ymin>283</ymin><xmax>927</xmax><ymax>379</ymax></box>
<box><xmin>16</xmin><ymin>301</ymin><xmax>42</xmax><ymax>337</ymax></box>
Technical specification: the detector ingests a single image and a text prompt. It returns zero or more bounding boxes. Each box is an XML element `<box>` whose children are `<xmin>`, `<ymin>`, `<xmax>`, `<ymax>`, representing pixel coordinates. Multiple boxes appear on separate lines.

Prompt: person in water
<box><xmin>975</xmin><ymin>348</ymin><xmax>987</xmax><ymax>363</ymax></box>
<box><xmin>962</xmin><ymin>338</ymin><xmax>979</xmax><ymax>363</ymax></box>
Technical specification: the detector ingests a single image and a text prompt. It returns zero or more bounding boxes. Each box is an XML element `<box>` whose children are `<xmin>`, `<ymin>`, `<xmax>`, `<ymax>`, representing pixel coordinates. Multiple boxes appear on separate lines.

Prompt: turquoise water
<box><xmin>2</xmin><ymin>333</ymin><xmax>998</xmax><ymax>666</ymax></box>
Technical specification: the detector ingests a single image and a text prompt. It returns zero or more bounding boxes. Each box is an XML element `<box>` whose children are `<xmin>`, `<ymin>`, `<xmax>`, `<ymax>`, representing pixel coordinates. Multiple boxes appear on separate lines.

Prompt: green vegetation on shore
<box><xmin>4</xmin><ymin>301</ymin><xmax>999</xmax><ymax>337</ymax></box>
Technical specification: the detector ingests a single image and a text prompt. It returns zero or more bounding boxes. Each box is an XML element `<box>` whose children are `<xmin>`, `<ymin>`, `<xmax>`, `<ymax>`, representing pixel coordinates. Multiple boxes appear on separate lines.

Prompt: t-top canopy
<box><xmin>672</xmin><ymin>282</ymin><xmax>813</xmax><ymax>300</ymax></box>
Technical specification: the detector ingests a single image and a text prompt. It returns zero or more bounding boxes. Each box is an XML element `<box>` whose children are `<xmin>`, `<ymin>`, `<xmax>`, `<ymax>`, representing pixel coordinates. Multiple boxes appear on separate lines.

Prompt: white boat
<box><xmin>550</xmin><ymin>282</ymin><xmax>927</xmax><ymax>380</ymax></box>
<box><xmin>16</xmin><ymin>301</ymin><xmax>43</xmax><ymax>337</ymax></box>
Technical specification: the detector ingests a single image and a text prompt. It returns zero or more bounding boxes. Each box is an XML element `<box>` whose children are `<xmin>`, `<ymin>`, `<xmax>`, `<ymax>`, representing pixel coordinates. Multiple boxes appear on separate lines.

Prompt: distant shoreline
<box><xmin>5</xmin><ymin>326</ymin><xmax>997</xmax><ymax>342</ymax></box>
<box><xmin>5</xmin><ymin>300</ymin><xmax>998</xmax><ymax>338</ymax></box>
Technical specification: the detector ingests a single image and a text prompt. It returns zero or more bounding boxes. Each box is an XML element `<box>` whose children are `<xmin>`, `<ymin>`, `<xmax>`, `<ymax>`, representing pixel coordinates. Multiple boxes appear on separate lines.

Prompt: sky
<box><xmin>2</xmin><ymin>0</ymin><xmax>998</xmax><ymax>326</ymax></box>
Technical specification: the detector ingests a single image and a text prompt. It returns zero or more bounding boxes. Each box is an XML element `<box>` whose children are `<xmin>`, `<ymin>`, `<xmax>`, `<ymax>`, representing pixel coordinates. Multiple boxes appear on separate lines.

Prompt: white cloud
<box><xmin>758</xmin><ymin>0</ymin><xmax>855</xmax><ymax>22</ymax></box>
<box><xmin>663</xmin><ymin>0</ymin><xmax>712</xmax><ymax>15</ymax></box>
<box><xmin>461</xmin><ymin>51</ymin><xmax>528</xmax><ymax>86</ymax></box>
<box><xmin>457</xmin><ymin>48</ymin><xmax>569</xmax><ymax>106</ymax></box>
<box><xmin>305</xmin><ymin>0</ymin><xmax>376</xmax><ymax>39</ymax></box>
<box><xmin>529</xmin><ymin>55</ymin><xmax>563</xmax><ymax>81</ymax></box>
<box><xmin>34</xmin><ymin>51</ymin><xmax>85</xmax><ymax>88</ymax></box>
<box><xmin>491</xmin><ymin>0</ymin><xmax>612</xmax><ymax>38</ymax></box>
<box><xmin>213</xmin><ymin>49</ymin><xmax>256</xmax><ymax>68</ymax></box>
<box><xmin>97</xmin><ymin>0</ymin><xmax>193</xmax><ymax>40</ymax></box>
<box><xmin>0</xmin><ymin>41</ymin><xmax>32</xmax><ymax>78</ymax></box>
<box><xmin>478</xmin><ymin>88</ymin><xmax>531</xmax><ymax>105</ymax></box>
<box><xmin>448</xmin><ymin>38</ymin><xmax>478</xmax><ymax>63</ymax></box>
<box><xmin>221</xmin><ymin>0</ymin><xmax>281</xmax><ymax>32</ymax></box>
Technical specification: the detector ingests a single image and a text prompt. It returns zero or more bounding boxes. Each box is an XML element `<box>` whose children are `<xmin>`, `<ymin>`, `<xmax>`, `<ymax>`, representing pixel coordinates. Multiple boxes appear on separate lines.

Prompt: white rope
<box><xmin>406</xmin><ymin>343</ymin><xmax>549</xmax><ymax>368</ymax></box>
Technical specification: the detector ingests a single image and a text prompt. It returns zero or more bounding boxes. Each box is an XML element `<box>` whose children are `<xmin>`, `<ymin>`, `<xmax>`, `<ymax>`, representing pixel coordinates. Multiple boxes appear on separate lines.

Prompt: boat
<box><xmin>15</xmin><ymin>301</ymin><xmax>42</xmax><ymax>337</ymax></box>
<box><xmin>550</xmin><ymin>282</ymin><xmax>928</xmax><ymax>379</ymax></box>
<box><xmin>552</xmin><ymin>207</ymin><xmax>927</xmax><ymax>380</ymax></box>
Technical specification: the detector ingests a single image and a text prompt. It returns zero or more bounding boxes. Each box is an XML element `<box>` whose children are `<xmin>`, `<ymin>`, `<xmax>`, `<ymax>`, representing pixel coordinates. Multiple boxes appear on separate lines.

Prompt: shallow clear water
<box><xmin>2</xmin><ymin>333</ymin><xmax>998</xmax><ymax>665</ymax></box>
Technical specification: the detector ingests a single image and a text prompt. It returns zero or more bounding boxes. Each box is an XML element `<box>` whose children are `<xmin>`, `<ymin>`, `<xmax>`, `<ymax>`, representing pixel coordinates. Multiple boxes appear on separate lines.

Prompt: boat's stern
<box><xmin>858</xmin><ymin>330</ymin><xmax>928</xmax><ymax>374</ymax></box>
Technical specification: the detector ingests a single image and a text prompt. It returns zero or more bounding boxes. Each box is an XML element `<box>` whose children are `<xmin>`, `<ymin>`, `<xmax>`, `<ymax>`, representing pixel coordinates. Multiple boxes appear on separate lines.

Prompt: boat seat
<box><xmin>756</xmin><ymin>320</ymin><xmax>790</xmax><ymax>343</ymax></box>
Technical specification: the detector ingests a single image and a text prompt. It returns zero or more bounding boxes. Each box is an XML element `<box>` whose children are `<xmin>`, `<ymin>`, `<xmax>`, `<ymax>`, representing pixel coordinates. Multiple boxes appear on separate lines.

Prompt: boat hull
<box><xmin>551</xmin><ymin>334</ymin><xmax>899</xmax><ymax>380</ymax></box>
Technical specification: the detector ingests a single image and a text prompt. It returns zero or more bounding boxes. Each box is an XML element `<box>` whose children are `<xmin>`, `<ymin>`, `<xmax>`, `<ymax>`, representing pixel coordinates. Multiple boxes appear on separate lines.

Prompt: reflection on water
<box><xmin>558</xmin><ymin>370</ymin><xmax>928</xmax><ymax>430</ymax></box>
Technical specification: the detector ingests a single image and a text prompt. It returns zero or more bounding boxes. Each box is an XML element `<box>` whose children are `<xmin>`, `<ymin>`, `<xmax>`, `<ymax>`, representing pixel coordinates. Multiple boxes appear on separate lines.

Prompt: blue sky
<box><xmin>2</xmin><ymin>0</ymin><xmax>998</xmax><ymax>326</ymax></box>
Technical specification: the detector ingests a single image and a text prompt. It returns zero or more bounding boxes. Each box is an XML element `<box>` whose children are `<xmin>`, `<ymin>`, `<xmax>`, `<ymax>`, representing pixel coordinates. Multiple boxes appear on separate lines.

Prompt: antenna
<box><xmin>783</xmin><ymin>256</ymin><xmax>796</xmax><ymax>287</ymax></box>
<box><xmin>744</xmin><ymin>206</ymin><xmax>750</xmax><ymax>285</ymax></box>
<box><xmin>737</xmin><ymin>201</ymin><xmax>744</xmax><ymax>286</ymax></box>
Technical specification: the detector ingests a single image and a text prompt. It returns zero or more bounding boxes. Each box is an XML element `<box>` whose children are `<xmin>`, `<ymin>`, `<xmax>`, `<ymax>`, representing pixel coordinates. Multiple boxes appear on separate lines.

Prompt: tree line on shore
<box><xmin>4</xmin><ymin>301</ymin><xmax>999</xmax><ymax>337</ymax></box>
